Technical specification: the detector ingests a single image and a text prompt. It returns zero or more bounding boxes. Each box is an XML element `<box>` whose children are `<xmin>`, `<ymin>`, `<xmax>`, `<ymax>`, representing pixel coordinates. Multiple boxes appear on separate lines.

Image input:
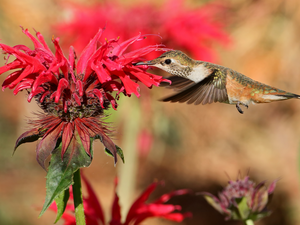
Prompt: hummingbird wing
<box><xmin>159</xmin><ymin>76</ymin><xmax>195</xmax><ymax>91</ymax></box>
<box><xmin>161</xmin><ymin>70</ymin><xmax>228</xmax><ymax>105</ymax></box>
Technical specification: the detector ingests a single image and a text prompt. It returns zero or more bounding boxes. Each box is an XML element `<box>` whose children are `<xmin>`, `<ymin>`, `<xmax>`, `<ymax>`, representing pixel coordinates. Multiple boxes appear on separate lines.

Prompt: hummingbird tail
<box><xmin>257</xmin><ymin>92</ymin><xmax>300</xmax><ymax>103</ymax></box>
<box><xmin>274</xmin><ymin>93</ymin><xmax>300</xmax><ymax>100</ymax></box>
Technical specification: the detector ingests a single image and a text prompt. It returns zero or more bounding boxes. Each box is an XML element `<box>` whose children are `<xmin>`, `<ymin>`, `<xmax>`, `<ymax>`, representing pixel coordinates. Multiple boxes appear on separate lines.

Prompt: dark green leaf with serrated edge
<box><xmin>14</xmin><ymin>128</ymin><xmax>40</xmax><ymax>153</ymax></box>
<box><xmin>39</xmin><ymin>129</ymin><xmax>93</xmax><ymax>218</ymax></box>
<box><xmin>105</xmin><ymin>145</ymin><xmax>125</xmax><ymax>163</ymax></box>
<box><xmin>54</xmin><ymin>188</ymin><xmax>70</xmax><ymax>223</ymax></box>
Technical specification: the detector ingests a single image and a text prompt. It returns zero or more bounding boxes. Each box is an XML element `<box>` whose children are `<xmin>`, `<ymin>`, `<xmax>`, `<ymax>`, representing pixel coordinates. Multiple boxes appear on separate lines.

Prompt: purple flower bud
<box><xmin>202</xmin><ymin>176</ymin><xmax>276</xmax><ymax>222</ymax></box>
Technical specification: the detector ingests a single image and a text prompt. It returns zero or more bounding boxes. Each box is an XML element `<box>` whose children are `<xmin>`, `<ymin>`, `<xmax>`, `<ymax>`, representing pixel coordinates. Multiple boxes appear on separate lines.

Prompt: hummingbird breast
<box><xmin>188</xmin><ymin>64</ymin><xmax>213</xmax><ymax>83</ymax></box>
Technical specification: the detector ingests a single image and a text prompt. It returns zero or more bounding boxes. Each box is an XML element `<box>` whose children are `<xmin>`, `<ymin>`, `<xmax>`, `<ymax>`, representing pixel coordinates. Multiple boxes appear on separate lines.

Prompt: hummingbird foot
<box><xmin>236</xmin><ymin>102</ymin><xmax>248</xmax><ymax>114</ymax></box>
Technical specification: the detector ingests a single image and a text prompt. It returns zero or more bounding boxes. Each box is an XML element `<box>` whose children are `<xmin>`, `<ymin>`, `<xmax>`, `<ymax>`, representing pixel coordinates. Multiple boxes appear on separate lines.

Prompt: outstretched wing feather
<box><xmin>161</xmin><ymin>70</ymin><xmax>228</xmax><ymax>105</ymax></box>
<box><xmin>160</xmin><ymin>76</ymin><xmax>195</xmax><ymax>91</ymax></box>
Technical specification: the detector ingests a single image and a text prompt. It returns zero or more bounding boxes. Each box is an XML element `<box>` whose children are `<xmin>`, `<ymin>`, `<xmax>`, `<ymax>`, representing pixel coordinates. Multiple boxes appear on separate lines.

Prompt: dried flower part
<box><xmin>0</xmin><ymin>27</ymin><xmax>169</xmax><ymax>168</ymax></box>
<box><xmin>50</xmin><ymin>175</ymin><xmax>192</xmax><ymax>225</ymax></box>
<box><xmin>202</xmin><ymin>176</ymin><xmax>277</xmax><ymax>222</ymax></box>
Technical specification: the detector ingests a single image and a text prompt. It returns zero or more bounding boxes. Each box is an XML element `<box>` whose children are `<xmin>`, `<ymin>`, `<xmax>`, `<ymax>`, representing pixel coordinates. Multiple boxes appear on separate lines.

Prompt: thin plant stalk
<box><xmin>72</xmin><ymin>169</ymin><xmax>86</xmax><ymax>225</ymax></box>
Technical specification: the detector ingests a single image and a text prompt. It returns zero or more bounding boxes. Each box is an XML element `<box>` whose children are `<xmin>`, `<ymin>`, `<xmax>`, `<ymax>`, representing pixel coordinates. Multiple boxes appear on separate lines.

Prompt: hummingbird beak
<box><xmin>134</xmin><ymin>61</ymin><xmax>154</xmax><ymax>66</ymax></box>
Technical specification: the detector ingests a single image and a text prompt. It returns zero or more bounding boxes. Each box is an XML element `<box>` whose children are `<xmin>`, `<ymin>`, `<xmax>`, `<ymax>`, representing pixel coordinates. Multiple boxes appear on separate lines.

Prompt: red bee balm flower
<box><xmin>0</xmin><ymin>27</ymin><xmax>168</xmax><ymax>169</ymax></box>
<box><xmin>54</xmin><ymin>0</ymin><xmax>230</xmax><ymax>62</ymax></box>
<box><xmin>50</xmin><ymin>175</ymin><xmax>192</xmax><ymax>225</ymax></box>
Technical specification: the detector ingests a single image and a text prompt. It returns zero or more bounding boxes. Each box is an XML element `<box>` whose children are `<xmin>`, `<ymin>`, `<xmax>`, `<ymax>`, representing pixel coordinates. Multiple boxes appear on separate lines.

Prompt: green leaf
<box><xmin>237</xmin><ymin>197</ymin><xmax>250</xmax><ymax>220</ymax></box>
<box><xmin>116</xmin><ymin>145</ymin><xmax>125</xmax><ymax>163</ymax></box>
<box><xmin>105</xmin><ymin>148</ymin><xmax>114</xmax><ymax>157</ymax></box>
<box><xmin>105</xmin><ymin>145</ymin><xmax>125</xmax><ymax>163</ymax></box>
<box><xmin>54</xmin><ymin>188</ymin><xmax>70</xmax><ymax>223</ymax></box>
<box><xmin>39</xmin><ymin>129</ymin><xmax>93</xmax><ymax>218</ymax></box>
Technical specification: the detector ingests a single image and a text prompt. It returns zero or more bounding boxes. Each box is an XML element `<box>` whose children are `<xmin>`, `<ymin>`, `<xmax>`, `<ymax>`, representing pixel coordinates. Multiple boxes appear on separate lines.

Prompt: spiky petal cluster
<box><xmin>202</xmin><ymin>176</ymin><xmax>277</xmax><ymax>222</ymax></box>
<box><xmin>50</xmin><ymin>175</ymin><xmax>192</xmax><ymax>225</ymax></box>
<box><xmin>0</xmin><ymin>27</ymin><xmax>169</xmax><ymax>168</ymax></box>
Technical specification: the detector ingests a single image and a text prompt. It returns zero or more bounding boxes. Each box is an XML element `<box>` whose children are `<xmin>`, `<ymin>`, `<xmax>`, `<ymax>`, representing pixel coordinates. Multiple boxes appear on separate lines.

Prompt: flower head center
<box><xmin>37</xmin><ymin>73</ymin><xmax>112</xmax><ymax>122</ymax></box>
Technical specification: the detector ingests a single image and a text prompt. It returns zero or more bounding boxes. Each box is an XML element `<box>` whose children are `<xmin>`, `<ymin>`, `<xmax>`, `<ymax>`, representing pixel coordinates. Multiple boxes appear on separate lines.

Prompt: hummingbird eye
<box><xmin>164</xmin><ymin>59</ymin><xmax>172</xmax><ymax>65</ymax></box>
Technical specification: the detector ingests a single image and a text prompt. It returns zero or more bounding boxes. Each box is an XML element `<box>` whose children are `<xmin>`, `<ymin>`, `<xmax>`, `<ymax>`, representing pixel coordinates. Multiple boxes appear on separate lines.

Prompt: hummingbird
<box><xmin>135</xmin><ymin>50</ymin><xmax>300</xmax><ymax>114</ymax></box>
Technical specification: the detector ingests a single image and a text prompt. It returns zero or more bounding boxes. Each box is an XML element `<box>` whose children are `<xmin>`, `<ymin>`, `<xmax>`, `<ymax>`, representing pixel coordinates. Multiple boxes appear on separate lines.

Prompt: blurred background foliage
<box><xmin>1</xmin><ymin>0</ymin><xmax>300</xmax><ymax>224</ymax></box>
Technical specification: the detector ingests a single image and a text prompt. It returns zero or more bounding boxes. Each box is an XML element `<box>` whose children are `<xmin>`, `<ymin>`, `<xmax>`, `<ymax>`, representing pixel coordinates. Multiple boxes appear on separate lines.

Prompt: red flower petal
<box><xmin>105</xmin><ymin>93</ymin><xmax>118</xmax><ymax>110</ymax></box>
<box><xmin>61</xmin><ymin>122</ymin><xmax>74</xmax><ymax>157</ymax></box>
<box><xmin>0</xmin><ymin>60</ymin><xmax>22</xmax><ymax>76</ymax></box>
<box><xmin>91</xmin><ymin>61</ymin><xmax>112</xmax><ymax>83</ymax></box>
<box><xmin>81</xmin><ymin>174</ymin><xmax>105</xmax><ymax>224</ymax></box>
<box><xmin>77</xmin><ymin>28</ymin><xmax>103</xmax><ymax>74</ymax></box>
<box><xmin>13</xmin><ymin>78</ymin><xmax>35</xmax><ymax>95</ymax></box>
<box><xmin>92</xmin><ymin>89</ymin><xmax>105</xmax><ymax>108</ymax></box>
<box><xmin>74</xmin><ymin>119</ymin><xmax>91</xmax><ymax>155</ymax></box>
<box><xmin>80</xmin><ymin>117</ymin><xmax>117</xmax><ymax>164</ymax></box>
<box><xmin>27</xmin><ymin>86</ymin><xmax>45</xmax><ymax>102</ymax></box>
<box><xmin>118</xmin><ymin>73</ymin><xmax>140</xmax><ymax>97</ymax></box>
<box><xmin>35</xmin><ymin>30</ymin><xmax>53</xmax><ymax>53</ymax></box>
<box><xmin>268</xmin><ymin>180</ymin><xmax>277</xmax><ymax>194</ymax></box>
<box><xmin>55</xmin><ymin>78</ymin><xmax>69</xmax><ymax>103</ymax></box>
<box><xmin>110</xmin><ymin>178</ymin><xmax>122</xmax><ymax>225</ymax></box>
<box><xmin>6</xmin><ymin>66</ymin><xmax>34</xmax><ymax>90</ymax></box>
<box><xmin>110</xmin><ymin>33</ymin><xmax>145</xmax><ymax>57</ymax></box>
<box><xmin>73</xmin><ymin>93</ymin><xmax>81</xmax><ymax>106</ymax></box>
<box><xmin>69</xmin><ymin>46</ymin><xmax>76</xmax><ymax>72</ymax></box>
<box><xmin>154</xmin><ymin>189</ymin><xmax>191</xmax><ymax>204</ymax></box>
<box><xmin>125</xmin><ymin>183</ymin><xmax>158</xmax><ymax>224</ymax></box>
<box><xmin>21</xmin><ymin>27</ymin><xmax>45</xmax><ymax>50</ymax></box>
<box><xmin>52</xmin><ymin>37</ymin><xmax>70</xmax><ymax>79</ymax></box>
<box><xmin>0</xmin><ymin>45</ymin><xmax>46</xmax><ymax>86</ymax></box>
<box><xmin>32</xmin><ymin>72</ymin><xmax>58</xmax><ymax>93</ymax></box>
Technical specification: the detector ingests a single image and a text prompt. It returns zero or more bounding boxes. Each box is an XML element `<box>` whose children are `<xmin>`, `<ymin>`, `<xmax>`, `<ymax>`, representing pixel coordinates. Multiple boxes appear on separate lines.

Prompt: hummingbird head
<box><xmin>135</xmin><ymin>50</ymin><xmax>195</xmax><ymax>77</ymax></box>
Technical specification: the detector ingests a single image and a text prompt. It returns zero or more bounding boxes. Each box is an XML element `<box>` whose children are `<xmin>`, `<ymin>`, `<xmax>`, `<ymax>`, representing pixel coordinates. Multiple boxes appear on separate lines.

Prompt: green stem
<box><xmin>72</xmin><ymin>169</ymin><xmax>86</xmax><ymax>225</ymax></box>
<box><xmin>244</xmin><ymin>219</ymin><xmax>255</xmax><ymax>225</ymax></box>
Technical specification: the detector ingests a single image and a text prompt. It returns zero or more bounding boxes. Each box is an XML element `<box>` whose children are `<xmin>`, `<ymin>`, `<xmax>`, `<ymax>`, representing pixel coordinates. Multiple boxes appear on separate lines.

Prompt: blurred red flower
<box><xmin>0</xmin><ymin>27</ymin><xmax>169</xmax><ymax>168</ymax></box>
<box><xmin>54</xmin><ymin>0</ymin><xmax>230</xmax><ymax>62</ymax></box>
<box><xmin>50</xmin><ymin>175</ymin><xmax>192</xmax><ymax>225</ymax></box>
